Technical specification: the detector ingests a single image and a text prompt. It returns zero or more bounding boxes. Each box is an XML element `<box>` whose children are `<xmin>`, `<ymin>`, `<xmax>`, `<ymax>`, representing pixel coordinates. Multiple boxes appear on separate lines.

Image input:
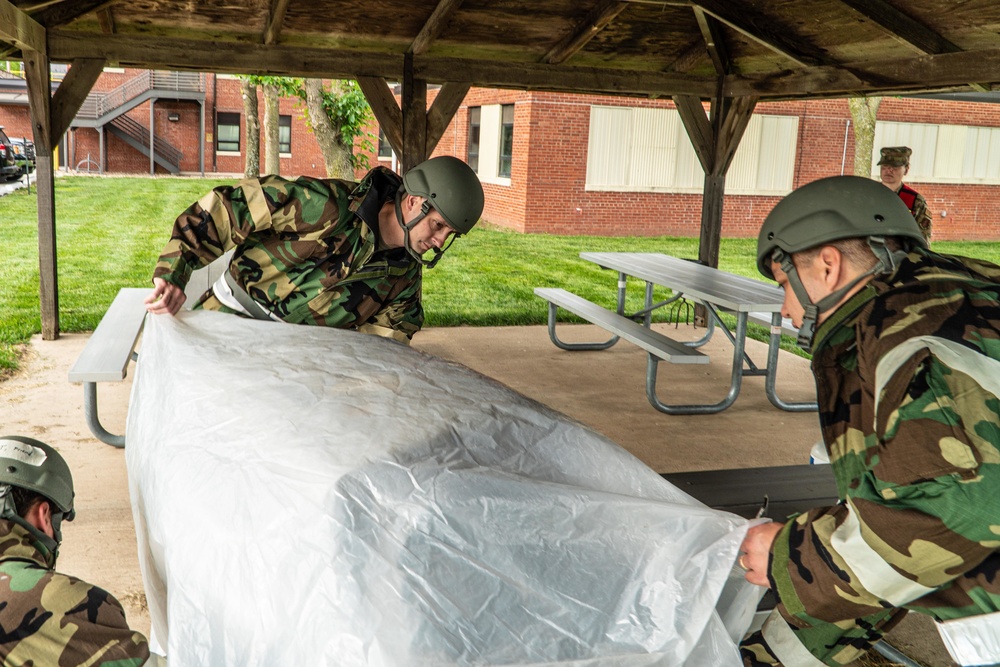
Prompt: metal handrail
<box><xmin>77</xmin><ymin>70</ymin><xmax>205</xmax><ymax>120</ymax></box>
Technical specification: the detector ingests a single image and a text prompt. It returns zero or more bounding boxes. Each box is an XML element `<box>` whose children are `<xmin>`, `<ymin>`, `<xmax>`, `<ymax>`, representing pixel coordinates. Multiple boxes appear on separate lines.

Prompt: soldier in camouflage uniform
<box><xmin>740</xmin><ymin>176</ymin><xmax>1000</xmax><ymax>667</ymax></box>
<box><xmin>0</xmin><ymin>436</ymin><xmax>151</xmax><ymax>666</ymax></box>
<box><xmin>145</xmin><ymin>156</ymin><xmax>485</xmax><ymax>343</ymax></box>
<box><xmin>878</xmin><ymin>145</ymin><xmax>933</xmax><ymax>242</ymax></box>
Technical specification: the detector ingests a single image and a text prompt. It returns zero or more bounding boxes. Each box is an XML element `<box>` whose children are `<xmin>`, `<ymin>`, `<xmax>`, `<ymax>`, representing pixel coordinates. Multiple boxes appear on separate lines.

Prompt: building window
<box><xmin>873</xmin><ymin>120</ymin><xmax>1000</xmax><ymax>184</ymax></box>
<box><xmin>498</xmin><ymin>104</ymin><xmax>514</xmax><ymax>178</ymax></box>
<box><xmin>467</xmin><ymin>107</ymin><xmax>481</xmax><ymax>172</ymax></box>
<box><xmin>279</xmin><ymin>115</ymin><xmax>291</xmax><ymax>155</ymax></box>
<box><xmin>217</xmin><ymin>112</ymin><xmax>241</xmax><ymax>153</ymax></box>
<box><xmin>378</xmin><ymin>128</ymin><xmax>393</xmax><ymax>159</ymax></box>
<box><xmin>585</xmin><ymin>105</ymin><xmax>798</xmax><ymax>195</ymax></box>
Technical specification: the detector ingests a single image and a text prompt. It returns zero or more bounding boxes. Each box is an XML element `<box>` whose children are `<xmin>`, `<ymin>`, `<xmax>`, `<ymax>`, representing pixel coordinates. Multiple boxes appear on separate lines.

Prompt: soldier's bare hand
<box><xmin>739</xmin><ymin>521</ymin><xmax>783</xmax><ymax>587</ymax></box>
<box><xmin>145</xmin><ymin>278</ymin><xmax>186</xmax><ymax>315</ymax></box>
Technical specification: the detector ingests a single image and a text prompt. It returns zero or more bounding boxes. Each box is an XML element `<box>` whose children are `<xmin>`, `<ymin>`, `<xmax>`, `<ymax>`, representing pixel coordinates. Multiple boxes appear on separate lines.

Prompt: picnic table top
<box><xmin>580</xmin><ymin>252</ymin><xmax>785</xmax><ymax>313</ymax></box>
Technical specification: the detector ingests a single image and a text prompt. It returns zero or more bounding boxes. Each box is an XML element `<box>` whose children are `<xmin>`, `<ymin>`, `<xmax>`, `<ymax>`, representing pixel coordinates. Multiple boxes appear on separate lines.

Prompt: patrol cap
<box><xmin>402</xmin><ymin>156</ymin><xmax>484</xmax><ymax>235</ymax></box>
<box><xmin>0</xmin><ymin>436</ymin><xmax>75</xmax><ymax>518</ymax></box>
<box><xmin>757</xmin><ymin>175</ymin><xmax>927</xmax><ymax>279</ymax></box>
<box><xmin>877</xmin><ymin>146</ymin><xmax>911</xmax><ymax>167</ymax></box>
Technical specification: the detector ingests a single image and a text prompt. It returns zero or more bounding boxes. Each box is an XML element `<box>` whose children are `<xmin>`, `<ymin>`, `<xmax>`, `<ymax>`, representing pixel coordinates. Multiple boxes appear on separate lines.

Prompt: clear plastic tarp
<box><xmin>126</xmin><ymin>311</ymin><xmax>759</xmax><ymax>666</ymax></box>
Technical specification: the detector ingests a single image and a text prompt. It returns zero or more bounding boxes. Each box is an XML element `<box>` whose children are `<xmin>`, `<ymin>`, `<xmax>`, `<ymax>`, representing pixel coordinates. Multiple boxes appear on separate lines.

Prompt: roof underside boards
<box><xmin>4</xmin><ymin>0</ymin><xmax>1000</xmax><ymax>101</ymax></box>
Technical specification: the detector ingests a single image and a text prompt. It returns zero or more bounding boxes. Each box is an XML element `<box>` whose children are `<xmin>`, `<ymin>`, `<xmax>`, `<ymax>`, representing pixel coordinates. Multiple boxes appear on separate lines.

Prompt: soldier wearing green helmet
<box><xmin>740</xmin><ymin>176</ymin><xmax>1000</xmax><ymax>667</ymax></box>
<box><xmin>146</xmin><ymin>155</ymin><xmax>485</xmax><ymax>342</ymax></box>
<box><xmin>0</xmin><ymin>436</ymin><xmax>152</xmax><ymax>665</ymax></box>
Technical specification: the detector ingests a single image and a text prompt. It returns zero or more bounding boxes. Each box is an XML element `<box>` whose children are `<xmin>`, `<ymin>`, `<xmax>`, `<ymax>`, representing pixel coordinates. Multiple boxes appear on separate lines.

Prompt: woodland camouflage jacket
<box><xmin>769</xmin><ymin>248</ymin><xmax>1000</xmax><ymax>630</ymax></box>
<box><xmin>0</xmin><ymin>520</ymin><xmax>149</xmax><ymax>665</ymax></box>
<box><xmin>153</xmin><ymin>167</ymin><xmax>423</xmax><ymax>341</ymax></box>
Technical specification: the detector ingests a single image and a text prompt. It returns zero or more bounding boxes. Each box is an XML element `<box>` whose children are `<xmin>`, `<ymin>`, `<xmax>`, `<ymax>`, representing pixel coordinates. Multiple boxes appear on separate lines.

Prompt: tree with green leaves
<box><xmin>237</xmin><ymin>76</ymin><xmax>373</xmax><ymax>180</ymax></box>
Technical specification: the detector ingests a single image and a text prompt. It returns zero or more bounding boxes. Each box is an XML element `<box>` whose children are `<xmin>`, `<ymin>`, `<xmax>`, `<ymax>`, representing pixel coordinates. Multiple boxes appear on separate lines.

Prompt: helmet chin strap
<box><xmin>394</xmin><ymin>190</ymin><xmax>449</xmax><ymax>269</ymax></box>
<box><xmin>773</xmin><ymin>237</ymin><xmax>907</xmax><ymax>353</ymax></box>
<box><xmin>0</xmin><ymin>484</ymin><xmax>61</xmax><ymax>567</ymax></box>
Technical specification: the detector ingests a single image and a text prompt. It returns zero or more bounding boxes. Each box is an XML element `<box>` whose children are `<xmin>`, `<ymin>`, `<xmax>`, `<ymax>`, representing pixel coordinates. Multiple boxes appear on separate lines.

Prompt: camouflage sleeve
<box><xmin>152</xmin><ymin>175</ymin><xmax>334</xmax><ymax>289</ymax></box>
<box><xmin>361</xmin><ymin>276</ymin><xmax>424</xmax><ymax>342</ymax></box>
<box><xmin>769</xmin><ymin>343</ymin><xmax>1000</xmax><ymax>624</ymax></box>
<box><xmin>912</xmin><ymin>192</ymin><xmax>932</xmax><ymax>241</ymax></box>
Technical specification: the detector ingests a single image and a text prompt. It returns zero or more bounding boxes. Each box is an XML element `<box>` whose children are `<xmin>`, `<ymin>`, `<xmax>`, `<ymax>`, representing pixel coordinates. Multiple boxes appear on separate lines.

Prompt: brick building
<box><xmin>3</xmin><ymin>67</ymin><xmax>1000</xmax><ymax>240</ymax></box>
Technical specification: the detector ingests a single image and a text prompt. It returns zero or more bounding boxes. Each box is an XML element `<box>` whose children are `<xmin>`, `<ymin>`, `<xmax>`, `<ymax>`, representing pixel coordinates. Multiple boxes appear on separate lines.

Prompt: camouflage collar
<box><xmin>811</xmin><ymin>284</ymin><xmax>878</xmax><ymax>354</ymax></box>
<box><xmin>0</xmin><ymin>519</ymin><xmax>53</xmax><ymax>569</ymax></box>
<box><xmin>349</xmin><ymin>166</ymin><xmax>403</xmax><ymax>227</ymax></box>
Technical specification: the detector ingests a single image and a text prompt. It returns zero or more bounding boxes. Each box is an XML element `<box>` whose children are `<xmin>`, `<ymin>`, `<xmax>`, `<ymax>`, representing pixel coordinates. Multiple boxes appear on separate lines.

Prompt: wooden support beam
<box><xmin>667</xmin><ymin>37</ymin><xmax>707</xmax><ymax>73</ymax></box>
<box><xmin>426</xmin><ymin>81</ymin><xmax>470</xmax><ymax>153</ymax></box>
<box><xmin>23</xmin><ymin>48</ymin><xmax>59</xmax><ymax>340</ymax></box>
<box><xmin>410</xmin><ymin>0</ymin><xmax>465</xmax><ymax>56</ymax></box>
<box><xmin>672</xmin><ymin>95</ymin><xmax>713</xmax><ymax>173</ymax></box>
<box><xmin>693</xmin><ymin>7</ymin><xmax>728</xmax><ymax>76</ymax></box>
<box><xmin>400</xmin><ymin>53</ymin><xmax>427</xmax><ymax>173</ymax></box>
<box><xmin>263</xmin><ymin>0</ymin><xmax>292</xmax><ymax>45</ymax></box>
<box><xmin>0</xmin><ymin>0</ymin><xmax>46</xmax><ymax>54</ymax></box>
<box><xmin>51</xmin><ymin>58</ymin><xmax>105</xmax><ymax>139</ymax></box>
<box><xmin>543</xmin><ymin>0</ymin><xmax>629</xmax><ymax>65</ymax></box>
<box><xmin>714</xmin><ymin>94</ymin><xmax>757</xmax><ymax>174</ymax></box>
<box><xmin>357</xmin><ymin>76</ymin><xmax>403</xmax><ymax>158</ymax></box>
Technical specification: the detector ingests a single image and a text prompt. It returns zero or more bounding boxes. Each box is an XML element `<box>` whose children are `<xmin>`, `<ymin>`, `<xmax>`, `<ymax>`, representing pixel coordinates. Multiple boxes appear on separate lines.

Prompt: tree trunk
<box><xmin>262</xmin><ymin>83</ymin><xmax>280</xmax><ymax>176</ymax></box>
<box><xmin>240</xmin><ymin>78</ymin><xmax>260</xmax><ymax>178</ymax></box>
<box><xmin>304</xmin><ymin>79</ymin><xmax>354</xmax><ymax>179</ymax></box>
<box><xmin>848</xmin><ymin>96</ymin><xmax>881</xmax><ymax>177</ymax></box>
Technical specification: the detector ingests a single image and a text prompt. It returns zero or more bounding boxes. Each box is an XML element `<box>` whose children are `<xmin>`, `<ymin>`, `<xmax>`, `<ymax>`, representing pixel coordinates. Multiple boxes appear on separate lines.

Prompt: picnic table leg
<box><xmin>763</xmin><ymin>313</ymin><xmax>818</xmax><ymax>412</ymax></box>
<box><xmin>643</xmin><ymin>313</ymin><xmax>746</xmax><ymax>414</ymax></box>
<box><xmin>545</xmin><ymin>302</ymin><xmax>620</xmax><ymax>351</ymax></box>
<box><xmin>83</xmin><ymin>382</ymin><xmax>126</xmax><ymax>448</ymax></box>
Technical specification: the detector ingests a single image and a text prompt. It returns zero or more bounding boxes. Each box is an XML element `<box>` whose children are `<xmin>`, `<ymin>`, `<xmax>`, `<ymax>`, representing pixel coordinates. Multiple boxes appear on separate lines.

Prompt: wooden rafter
<box><xmin>838</xmin><ymin>0</ymin><xmax>988</xmax><ymax>93</ymax></box>
<box><xmin>409</xmin><ymin>0</ymin><xmax>464</xmax><ymax>56</ymax></box>
<box><xmin>0</xmin><ymin>0</ymin><xmax>46</xmax><ymax>53</ymax></box>
<box><xmin>668</xmin><ymin>37</ymin><xmax>708</xmax><ymax>73</ymax></box>
<box><xmin>97</xmin><ymin>7</ymin><xmax>115</xmax><ymax>33</ymax></box>
<box><xmin>31</xmin><ymin>0</ymin><xmax>117</xmax><ymax>28</ymax></box>
<box><xmin>692</xmin><ymin>0</ymin><xmax>836</xmax><ymax>69</ymax></box>
<box><xmin>693</xmin><ymin>7</ymin><xmax>728</xmax><ymax>76</ymax></box>
<box><xmin>263</xmin><ymin>0</ymin><xmax>292</xmax><ymax>45</ymax></box>
<box><xmin>543</xmin><ymin>0</ymin><xmax>629</xmax><ymax>65</ymax></box>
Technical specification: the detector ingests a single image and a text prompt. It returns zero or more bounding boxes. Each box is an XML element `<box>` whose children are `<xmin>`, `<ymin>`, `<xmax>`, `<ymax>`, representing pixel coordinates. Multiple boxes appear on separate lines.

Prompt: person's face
<box><xmin>770</xmin><ymin>256</ymin><xmax>834</xmax><ymax>328</ymax></box>
<box><xmin>879</xmin><ymin>163</ymin><xmax>907</xmax><ymax>190</ymax></box>
<box><xmin>401</xmin><ymin>195</ymin><xmax>456</xmax><ymax>257</ymax></box>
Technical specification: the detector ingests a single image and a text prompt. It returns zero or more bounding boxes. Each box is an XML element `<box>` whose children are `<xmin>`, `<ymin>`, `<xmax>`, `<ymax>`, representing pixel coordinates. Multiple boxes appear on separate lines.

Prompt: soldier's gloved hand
<box><xmin>145</xmin><ymin>277</ymin><xmax>187</xmax><ymax>316</ymax></box>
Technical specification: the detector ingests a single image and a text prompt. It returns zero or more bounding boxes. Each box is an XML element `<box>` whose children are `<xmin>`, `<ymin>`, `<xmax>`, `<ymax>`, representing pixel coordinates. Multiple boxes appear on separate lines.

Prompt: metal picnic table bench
<box><xmin>535</xmin><ymin>252</ymin><xmax>816</xmax><ymax>415</ymax></box>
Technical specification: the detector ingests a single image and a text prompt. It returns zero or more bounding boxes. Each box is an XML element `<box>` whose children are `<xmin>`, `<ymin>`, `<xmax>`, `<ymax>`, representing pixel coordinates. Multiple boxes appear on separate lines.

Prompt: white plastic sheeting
<box><xmin>126</xmin><ymin>311</ymin><xmax>759</xmax><ymax>666</ymax></box>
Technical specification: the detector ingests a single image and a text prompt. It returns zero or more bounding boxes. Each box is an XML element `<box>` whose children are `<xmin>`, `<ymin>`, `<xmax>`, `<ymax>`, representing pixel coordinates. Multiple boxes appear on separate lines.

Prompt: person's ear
<box><xmin>23</xmin><ymin>500</ymin><xmax>54</xmax><ymax>538</ymax></box>
<box><xmin>817</xmin><ymin>246</ymin><xmax>844</xmax><ymax>288</ymax></box>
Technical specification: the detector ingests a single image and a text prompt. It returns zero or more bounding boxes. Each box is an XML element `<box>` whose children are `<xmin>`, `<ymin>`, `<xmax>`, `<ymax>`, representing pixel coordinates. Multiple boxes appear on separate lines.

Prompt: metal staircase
<box><xmin>72</xmin><ymin>71</ymin><xmax>205</xmax><ymax>173</ymax></box>
<box><xmin>108</xmin><ymin>114</ymin><xmax>183</xmax><ymax>174</ymax></box>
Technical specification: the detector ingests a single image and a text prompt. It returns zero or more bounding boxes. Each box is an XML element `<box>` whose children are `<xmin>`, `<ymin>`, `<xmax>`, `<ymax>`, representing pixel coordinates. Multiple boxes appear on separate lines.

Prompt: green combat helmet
<box><xmin>0</xmin><ymin>435</ymin><xmax>75</xmax><ymax>563</ymax></box>
<box><xmin>395</xmin><ymin>155</ymin><xmax>485</xmax><ymax>268</ymax></box>
<box><xmin>757</xmin><ymin>175</ymin><xmax>927</xmax><ymax>351</ymax></box>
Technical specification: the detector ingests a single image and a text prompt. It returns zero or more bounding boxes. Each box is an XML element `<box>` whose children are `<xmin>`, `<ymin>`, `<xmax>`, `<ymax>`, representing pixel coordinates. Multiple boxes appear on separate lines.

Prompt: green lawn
<box><xmin>4</xmin><ymin>175</ymin><xmax>1000</xmax><ymax>373</ymax></box>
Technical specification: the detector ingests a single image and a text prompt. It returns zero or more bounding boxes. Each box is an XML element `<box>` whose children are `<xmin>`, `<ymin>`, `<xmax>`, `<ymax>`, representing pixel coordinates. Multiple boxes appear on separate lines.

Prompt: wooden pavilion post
<box><xmin>673</xmin><ymin>93</ymin><xmax>757</xmax><ymax>324</ymax></box>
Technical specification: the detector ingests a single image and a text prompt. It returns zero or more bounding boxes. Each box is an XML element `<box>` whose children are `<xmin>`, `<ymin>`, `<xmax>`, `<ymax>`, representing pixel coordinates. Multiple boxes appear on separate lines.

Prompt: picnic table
<box><xmin>535</xmin><ymin>252</ymin><xmax>817</xmax><ymax>415</ymax></box>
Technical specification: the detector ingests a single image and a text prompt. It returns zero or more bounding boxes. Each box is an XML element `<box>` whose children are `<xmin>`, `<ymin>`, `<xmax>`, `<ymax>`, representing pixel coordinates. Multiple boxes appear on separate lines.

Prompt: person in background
<box><xmin>144</xmin><ymin>155</ymin><xmax>485</xmax><ymax>343</ymax></box>
<box><xmin>740</xmin><ymin>175</ymin><xmax>1000</xmax><ymax>667</ymax></box>
<box><xmin>0</xmin><ymin>435</ymin><xmax>153</xmax><ymax>665</ymax></box>
<box><xmin>878</xmin><ymin>145</ymin><xmax>932</xmax><ymax>242</ymax></box>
